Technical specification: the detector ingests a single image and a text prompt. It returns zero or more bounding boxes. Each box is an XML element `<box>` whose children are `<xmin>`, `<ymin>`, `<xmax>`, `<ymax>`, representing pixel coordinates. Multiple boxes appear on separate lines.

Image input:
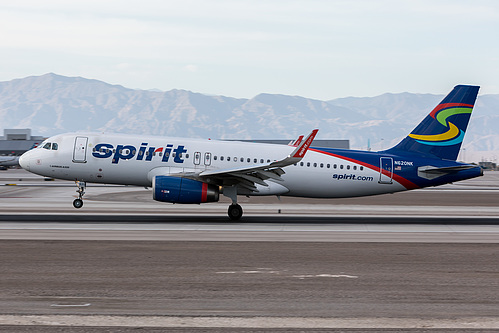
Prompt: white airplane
<box><xmin>19</xmin><ymin>85</ymin><xmax>483</xmax><ymax>220</ymax></box>
<box><xmin>0</xmin><ymin>156</ymin><xmax>20</xmax><ymax>167</ymax></box>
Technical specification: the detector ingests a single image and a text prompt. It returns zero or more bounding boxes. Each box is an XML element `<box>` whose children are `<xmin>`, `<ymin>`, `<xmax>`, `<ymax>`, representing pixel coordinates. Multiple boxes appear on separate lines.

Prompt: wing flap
<box><xmin>228</xmin><ymin>172</ymin><xmax>269</xmax><ymax>186</ymax></box>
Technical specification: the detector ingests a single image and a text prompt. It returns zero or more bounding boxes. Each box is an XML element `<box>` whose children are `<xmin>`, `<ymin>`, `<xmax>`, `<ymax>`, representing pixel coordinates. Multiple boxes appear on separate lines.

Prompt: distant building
<box><xmin>478</xmin><ymin>161</ymin><xmax>497</xmax><ymax>170</ymax></box>
<box><xmin>231</xmin><ymin>139</ymin><xmax>350</xmax><ymax>149</ymax></box>
<box><xmin>1</xmin><ymin>129</ymin><xmax>350</xmax><ymax>155</ymax></box>
<box><xmin>0</xmin><ymin>129</ymin><xmax>45</xmax><ymax>155</ymax></box>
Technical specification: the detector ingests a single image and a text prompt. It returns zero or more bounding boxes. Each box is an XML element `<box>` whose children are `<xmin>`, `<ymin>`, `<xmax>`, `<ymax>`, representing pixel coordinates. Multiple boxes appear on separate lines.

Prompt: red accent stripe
<box><xmin>201</xmin><ymin>182</ymin><xmax>208</xmax><ymax>202</ymax></box>
<box><xmin>429</xmin><ymin>103</ymin><xmax>473</xmax><ymax>119</ymax></box>
<box><xmin>310</xmin><ymin>148</ymin><xmax>420</xmax><ymax>190</ymax></box>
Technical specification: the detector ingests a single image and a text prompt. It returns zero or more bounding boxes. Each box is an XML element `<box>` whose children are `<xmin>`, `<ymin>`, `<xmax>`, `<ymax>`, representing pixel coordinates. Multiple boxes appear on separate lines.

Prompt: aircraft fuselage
<box><xmin>20</xmin><ymin>132</ymin><xmax>482</xmax><ymax>199</ymax></box>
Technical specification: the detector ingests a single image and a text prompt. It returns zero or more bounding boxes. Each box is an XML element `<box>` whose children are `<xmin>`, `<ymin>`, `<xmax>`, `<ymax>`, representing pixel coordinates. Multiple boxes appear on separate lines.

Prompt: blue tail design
<box><xmin>386</xmin><ymin>85</ymin><xmax>479</xmax><ymax>161</ymax></box>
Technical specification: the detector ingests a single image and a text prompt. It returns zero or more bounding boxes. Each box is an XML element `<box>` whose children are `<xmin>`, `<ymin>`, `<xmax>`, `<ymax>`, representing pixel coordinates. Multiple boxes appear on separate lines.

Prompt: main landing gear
<box><xmin>223</xmin><ymin>186</ymin><xmax>243</xmax><ymax>220</ymax></box>
<box><xmin>73</xmin><ymin>180</ymin><xmax>86</xmax><ymax>209</ymax></box>
<box><xmin>228</xmin><ymin>204</ymin><xmax>243</xmax><ymax>221</ymax></box>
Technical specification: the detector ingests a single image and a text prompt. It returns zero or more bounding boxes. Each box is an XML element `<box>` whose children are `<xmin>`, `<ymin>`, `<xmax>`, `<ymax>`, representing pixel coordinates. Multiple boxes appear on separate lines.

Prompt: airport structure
<box><xmin>0</xmin><ymin>128</ymin><xmax>350</xmax><ymax>156</ymax></box>
<box><xmin>231</xmin><ymin>139</ymin><xmax>350</xmax><ymax>149</ymax></box>
<box><xmin>478</xmin><ymin>161</ymin><xmax>498</xmax><ymax>170</ymax></box>
<box><xmin>0</xmin><ymin>129</ymin><xmax>45</xmax><ymax>156</ymax></box>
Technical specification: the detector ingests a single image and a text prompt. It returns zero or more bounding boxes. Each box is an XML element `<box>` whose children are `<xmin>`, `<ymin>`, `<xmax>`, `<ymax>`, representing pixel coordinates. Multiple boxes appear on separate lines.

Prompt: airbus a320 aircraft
<box><xmin>0</xmin><ymin>156</ymin><xmax>20</xmax><ymax>167</ymax></box>
<box><xmin>19</xmin><ymin>85</ymin><xmax>482</xmax><ymax>220</ymax></box>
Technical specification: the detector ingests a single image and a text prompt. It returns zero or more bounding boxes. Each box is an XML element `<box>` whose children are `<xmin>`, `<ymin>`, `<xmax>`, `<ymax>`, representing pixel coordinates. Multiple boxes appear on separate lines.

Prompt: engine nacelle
<box><xmin>153</xmin><ymin>176</ymin><xmax>219</xmax><ymax>204</ymax></box>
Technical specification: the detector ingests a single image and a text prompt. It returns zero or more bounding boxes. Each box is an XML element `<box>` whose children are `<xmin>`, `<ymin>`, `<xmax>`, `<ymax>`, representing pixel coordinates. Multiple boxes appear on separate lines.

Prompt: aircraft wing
<box><xmin>198</xmin><ymin>129</ymin><xmax>318</xmax><ymax>191</ymax></box>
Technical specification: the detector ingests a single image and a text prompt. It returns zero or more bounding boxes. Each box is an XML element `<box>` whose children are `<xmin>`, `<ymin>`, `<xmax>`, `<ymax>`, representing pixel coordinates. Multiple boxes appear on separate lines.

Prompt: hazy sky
<box><xmin>1</xmin><ymin>0</ymin><xmax>498</xmax><ymax>100</ymax></box>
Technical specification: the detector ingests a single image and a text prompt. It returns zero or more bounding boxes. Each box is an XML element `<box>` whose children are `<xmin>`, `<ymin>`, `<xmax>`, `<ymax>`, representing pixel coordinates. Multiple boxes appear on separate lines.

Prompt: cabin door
<box><xmin>379</xmin><ymin>157</ymin><xmax>393</xmax><ymax>184</ymax></box>
<box><xmin>73</xmin><ymin>136</ymin><xmax>88</xmax><ymax>163</ymax></box>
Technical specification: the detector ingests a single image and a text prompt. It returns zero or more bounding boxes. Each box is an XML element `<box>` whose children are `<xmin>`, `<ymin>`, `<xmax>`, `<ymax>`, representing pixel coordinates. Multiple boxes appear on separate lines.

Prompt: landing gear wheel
<box><xmin>73</xmin><ymin>198</ymin><xmax>83</xmax><ymax>209</ymax></box>
<box><xmin>228</xmin><ymin>204</ymin><xmax>243</xmax><ymax>220</ymax></box>
<box><xmin>73</xmin><ymin>180</ymin><xmax>86</xmax><ymax>209</ymax></box>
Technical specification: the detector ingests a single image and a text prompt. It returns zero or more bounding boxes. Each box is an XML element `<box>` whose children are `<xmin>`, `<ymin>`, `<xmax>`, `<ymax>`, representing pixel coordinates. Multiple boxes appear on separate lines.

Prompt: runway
<box><xmin>1</xmin><ymin>214</ymin><xmax>499</xmax><ymax>243</ymax></box>
<box><xmin>2</xmin><ymin>170</ymin><xmax>499</xmax><ymax>219</ymax></box>
<box><xmin>1</xmin><ymin>169</ymin><xmax>499</xmax><ymax>331</ymax></box>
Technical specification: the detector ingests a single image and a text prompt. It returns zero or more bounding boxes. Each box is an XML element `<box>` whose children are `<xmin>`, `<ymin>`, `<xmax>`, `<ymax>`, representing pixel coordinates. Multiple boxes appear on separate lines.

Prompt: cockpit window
<box><xmin>41</xmin><ymin>142</ymin><xmax>58</xmax><ymax>150</ymax></box>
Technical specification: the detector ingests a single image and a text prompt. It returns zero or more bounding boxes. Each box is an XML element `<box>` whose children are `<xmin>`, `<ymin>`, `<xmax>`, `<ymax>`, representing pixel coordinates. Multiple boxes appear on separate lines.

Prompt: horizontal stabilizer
<box><xmin>417</xmin><ymin>164</ymin><xmax>478</xmax><ymax>180</ymax></box>
<box><xmin>419</xmin><ymin>165</ymin><xmax>476</xmax><ymax>173</ymax></box>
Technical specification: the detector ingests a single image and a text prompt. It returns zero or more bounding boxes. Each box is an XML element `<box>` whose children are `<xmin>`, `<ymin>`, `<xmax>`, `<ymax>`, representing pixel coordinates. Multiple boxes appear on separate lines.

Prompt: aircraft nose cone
<box><xmin>19</xmin><ymin>152</ymin><xmax>30</xmax><ymax>171</ymax></box>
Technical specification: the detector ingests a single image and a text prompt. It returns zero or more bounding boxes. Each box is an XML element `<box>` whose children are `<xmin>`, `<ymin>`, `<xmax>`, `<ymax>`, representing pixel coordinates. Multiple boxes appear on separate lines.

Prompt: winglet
<box><xmin>291</xmin><ymin>129</ymin><xmax>318</xmax><ymax>158</ymax></box>
<box><xmin>268</xmin><ymin>129</ymin><xmax>319</xmax><ymax>168</ymax></box>
<box><xmin>289</xmin><ymin>135</ymin><xmax>304</xmax><ymax>147</ymax></box>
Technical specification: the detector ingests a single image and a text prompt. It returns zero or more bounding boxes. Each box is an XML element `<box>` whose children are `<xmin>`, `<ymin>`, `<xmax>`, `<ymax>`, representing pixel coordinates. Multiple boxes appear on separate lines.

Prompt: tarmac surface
<box><xmin>0</xmin><ymin>169</ymin><xmax>499</xmax><ymax>331</ymax></box>
<box><xmin>1</xmin><ymin>241</ymin><xmax>499</xmax><ymax>331</ymax></box>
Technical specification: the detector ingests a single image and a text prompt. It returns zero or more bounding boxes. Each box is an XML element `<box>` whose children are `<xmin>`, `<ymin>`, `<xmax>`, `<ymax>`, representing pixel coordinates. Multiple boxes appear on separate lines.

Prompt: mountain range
<box><xmin>0</xmin><ymin>73</ymin><xmax>497</xmax><ymax>162</ymax></box>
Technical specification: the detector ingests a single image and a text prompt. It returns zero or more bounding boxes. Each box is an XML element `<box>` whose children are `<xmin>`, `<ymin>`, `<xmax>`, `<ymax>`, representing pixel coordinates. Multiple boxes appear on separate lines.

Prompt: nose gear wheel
<box><xmin>73</xmin><ymin>181</ymin><xmax>86</xmax><ymax>209</ymax></box>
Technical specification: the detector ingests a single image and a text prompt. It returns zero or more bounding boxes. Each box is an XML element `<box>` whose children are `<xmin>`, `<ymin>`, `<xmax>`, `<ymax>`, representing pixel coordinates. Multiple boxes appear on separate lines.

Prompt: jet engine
<box><xmin>153</xmin><ymin>176</ymin><xmax>219</xmax><ymax>204</ymax></box>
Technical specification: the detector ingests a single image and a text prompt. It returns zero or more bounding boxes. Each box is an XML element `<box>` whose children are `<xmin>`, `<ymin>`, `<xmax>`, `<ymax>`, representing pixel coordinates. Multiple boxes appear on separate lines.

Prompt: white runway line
<box><xmin>50</xmin><ymin>303</ymin><xmax>91</xmax><ymax>307</ymax></box>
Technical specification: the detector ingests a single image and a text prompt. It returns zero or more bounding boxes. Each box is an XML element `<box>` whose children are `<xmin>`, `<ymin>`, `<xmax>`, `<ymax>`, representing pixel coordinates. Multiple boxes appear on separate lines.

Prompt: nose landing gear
<box><xmin>73</xmin><ymin>181</ymin><xmax>86</xmax><ymax>209</ymax></box>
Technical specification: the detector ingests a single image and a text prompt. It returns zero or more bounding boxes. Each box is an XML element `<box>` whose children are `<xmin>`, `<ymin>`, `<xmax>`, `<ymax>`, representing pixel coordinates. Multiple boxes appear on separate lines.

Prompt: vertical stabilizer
<box><xmin>386</xmin><ymin>85</ymin><xmax>479</xmax><ymax>160</ymax></box>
